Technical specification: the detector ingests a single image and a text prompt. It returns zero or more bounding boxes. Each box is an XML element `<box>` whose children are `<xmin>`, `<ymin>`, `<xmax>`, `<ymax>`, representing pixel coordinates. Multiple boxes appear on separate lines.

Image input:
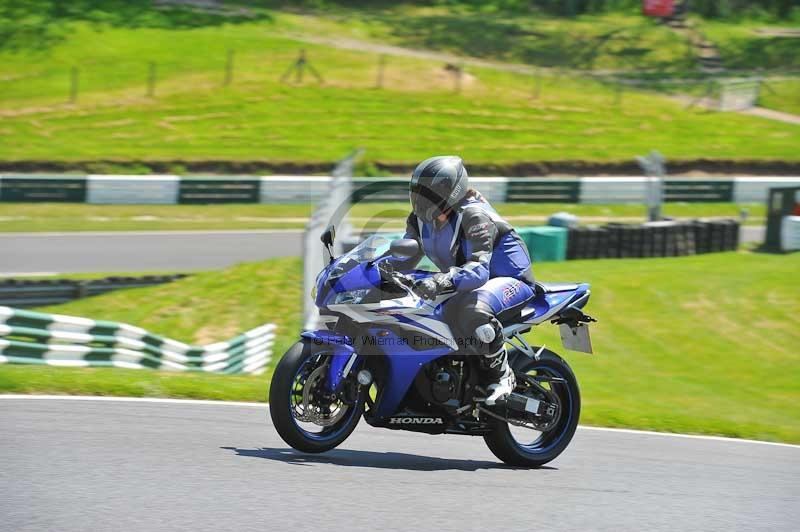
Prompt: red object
<box><xmin>643</xmin><ymin>0</ymin><xmax>675</xmax><ymax>17</ymax></box>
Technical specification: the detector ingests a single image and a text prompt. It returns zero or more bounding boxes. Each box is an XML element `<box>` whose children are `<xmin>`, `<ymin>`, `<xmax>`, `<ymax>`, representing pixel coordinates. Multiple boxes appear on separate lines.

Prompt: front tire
<box><xmin>483</xmin><ymin>348</ymin><xmax>581</xmax><ymax>467</ymax></box>
<box><xmin>269</xmin><ymin>341</ymin><xmax>363</xmax><ymax>453</ymax></box>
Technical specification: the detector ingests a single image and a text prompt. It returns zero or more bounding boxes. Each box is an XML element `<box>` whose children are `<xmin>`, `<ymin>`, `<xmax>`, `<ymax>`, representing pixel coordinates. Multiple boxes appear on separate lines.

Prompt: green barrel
<box><xmin>517</xmin><ymin>226</ymin><xmax>568</xmax><ymax>262</ymax></box>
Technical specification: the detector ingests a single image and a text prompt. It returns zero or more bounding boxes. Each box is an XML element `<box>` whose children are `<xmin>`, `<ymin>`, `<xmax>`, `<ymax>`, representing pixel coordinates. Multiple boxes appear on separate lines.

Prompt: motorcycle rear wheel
<box><xmin>269</xmin><ymin>340</ymin><xmax>364</xmax><ymax>453</ymax></box>
<box><xmin>483</xmin><ymin>348</ymin><xmax>581</xmax><ymax>468</ymax></box>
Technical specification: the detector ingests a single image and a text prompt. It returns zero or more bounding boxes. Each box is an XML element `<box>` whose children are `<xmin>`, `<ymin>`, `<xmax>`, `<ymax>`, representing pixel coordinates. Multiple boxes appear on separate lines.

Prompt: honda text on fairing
<box><xmin>269</xmin><ymin>228</ymin><xmax>596</xmax><ymax>467</ymax></box>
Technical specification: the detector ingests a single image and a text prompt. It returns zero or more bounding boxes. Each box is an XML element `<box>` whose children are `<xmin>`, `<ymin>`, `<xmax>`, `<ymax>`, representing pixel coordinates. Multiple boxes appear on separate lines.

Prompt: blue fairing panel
<box><xmin>520</xmin><ymin>283</ymin><xmax>591</xmax><ymax>324</ymax></box>
<box><xmin>300</xmin><ymin>330</ymin><xmax>357</xmax><ymax>392</ymax></box>
<box><xmin>365</xmin><ymin>329</ymin><xmax>454</xmax><ymax>419</ymax></box>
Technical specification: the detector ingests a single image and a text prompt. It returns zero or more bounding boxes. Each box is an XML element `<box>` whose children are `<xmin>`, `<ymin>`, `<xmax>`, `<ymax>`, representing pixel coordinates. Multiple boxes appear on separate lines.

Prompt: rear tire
<box><xmin>269</xmin><ymin>341</ymin><xmax>363</xmax><ymax>453</ymax></box>
<box><xmin>483</xmin><ymin>348</ymin><xmax>580</xmax><ymax>467</ymax></box>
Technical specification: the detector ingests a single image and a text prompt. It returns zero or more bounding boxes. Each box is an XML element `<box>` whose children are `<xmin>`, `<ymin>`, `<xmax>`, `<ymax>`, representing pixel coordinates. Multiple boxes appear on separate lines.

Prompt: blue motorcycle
<box><xmin>270</xmin><ymin>227</ymin><xmax>596</xmax><ymax>467</ymax></box>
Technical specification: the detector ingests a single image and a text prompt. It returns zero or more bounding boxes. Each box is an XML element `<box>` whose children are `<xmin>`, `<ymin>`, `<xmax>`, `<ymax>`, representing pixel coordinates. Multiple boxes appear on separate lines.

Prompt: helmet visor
<box><xmin>410</xmin><ymin>183</ymin><xmax>448</xmax><ymax>223</ymax></box>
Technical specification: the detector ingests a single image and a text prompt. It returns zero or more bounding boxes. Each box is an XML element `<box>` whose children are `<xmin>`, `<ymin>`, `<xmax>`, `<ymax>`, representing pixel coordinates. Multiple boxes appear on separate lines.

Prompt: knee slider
<box><xmin>474</xmin><ymin>318</ymin><xmax>503</xmax><ymax>356</ymax></box>
<box><xmin>474</xmin><ymin>323</ymin><xmax>496</xmax><ymax>344</ymax></box>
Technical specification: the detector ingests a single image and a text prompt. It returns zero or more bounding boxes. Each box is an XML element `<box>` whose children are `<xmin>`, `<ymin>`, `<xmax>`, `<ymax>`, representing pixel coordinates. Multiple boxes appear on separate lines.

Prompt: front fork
<box><xmin>298</xmin><ymin>330</ymin><xmax>363</xmax><ymax>394</ymax></box>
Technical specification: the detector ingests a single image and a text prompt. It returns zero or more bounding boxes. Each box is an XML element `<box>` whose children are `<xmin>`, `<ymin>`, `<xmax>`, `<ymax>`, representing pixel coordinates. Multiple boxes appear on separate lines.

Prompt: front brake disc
<box><xmin>300</xmin><ymin>364</ymin><xmax>348</xmax><ymax>427</ymax></box>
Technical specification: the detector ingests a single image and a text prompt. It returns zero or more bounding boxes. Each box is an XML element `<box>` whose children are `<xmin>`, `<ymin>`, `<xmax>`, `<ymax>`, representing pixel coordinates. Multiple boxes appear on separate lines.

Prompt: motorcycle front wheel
<box><xmin>483</xmin><ymin>348</ymin><xmax>581</xmax><ymax>467</ymax></box>
<box><xmin>269</xmin><ymin>340</ymin><xmax>364</xmax><ymax>453</ymax></box>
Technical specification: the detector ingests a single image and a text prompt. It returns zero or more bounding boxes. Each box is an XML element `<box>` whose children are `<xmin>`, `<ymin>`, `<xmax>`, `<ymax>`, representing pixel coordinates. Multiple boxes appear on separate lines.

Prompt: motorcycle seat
<box><xmin>534</xmin><ymin>282</ymin><xmax>579</xmax><ymax>296</ymax></box>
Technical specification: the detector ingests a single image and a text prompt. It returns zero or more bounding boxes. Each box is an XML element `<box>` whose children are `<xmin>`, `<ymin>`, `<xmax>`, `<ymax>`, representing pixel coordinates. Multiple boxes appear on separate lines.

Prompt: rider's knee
<box><xmin>456</xmin><ymin>298</ymin><xmax>504</xmax><ymax>356</ymax></box>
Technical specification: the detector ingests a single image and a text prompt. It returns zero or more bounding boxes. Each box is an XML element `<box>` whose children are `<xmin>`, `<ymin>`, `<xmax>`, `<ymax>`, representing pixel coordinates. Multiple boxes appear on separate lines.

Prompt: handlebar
<box><xmin>377</xmin><ymin>260</ymin><xmax>423</xmax><ymax>299</ymax></box>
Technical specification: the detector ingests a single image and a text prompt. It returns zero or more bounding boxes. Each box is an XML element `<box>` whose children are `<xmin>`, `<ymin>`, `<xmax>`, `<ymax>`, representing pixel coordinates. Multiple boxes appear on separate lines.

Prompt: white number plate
<box><xmin>559</xmin><ymin>323</ymin><xmax>593</xmax><ymax>354</ymax></box>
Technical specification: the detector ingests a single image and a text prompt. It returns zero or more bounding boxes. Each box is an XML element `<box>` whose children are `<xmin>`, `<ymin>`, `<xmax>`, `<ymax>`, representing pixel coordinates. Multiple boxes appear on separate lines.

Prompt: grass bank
<box><xmin>759</xmin><ymin>79</ymin><xmax>800</xmax><ymax>116</ymax></box>
<box><xmin>1</xmin><ymin>11</ymin><xmax>798</xmax><ymax>165</ymax></box>
<box><xmin>0</xmin><ymin>202</ymin><xmax>764</xmax><ymax>233</ymax></box>
<box><xmin>1</xmin><ymin>251</ymin><xmax>797</xmax><ymax>443</ymax></box>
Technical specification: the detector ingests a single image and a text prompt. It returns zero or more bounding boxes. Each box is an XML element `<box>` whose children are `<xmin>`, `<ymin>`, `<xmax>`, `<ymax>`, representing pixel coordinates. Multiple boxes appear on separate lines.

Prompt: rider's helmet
<box><xmin>409</xmin><ymin>155</ymin><xmax>469</xmax><ymax>223</ymax></box>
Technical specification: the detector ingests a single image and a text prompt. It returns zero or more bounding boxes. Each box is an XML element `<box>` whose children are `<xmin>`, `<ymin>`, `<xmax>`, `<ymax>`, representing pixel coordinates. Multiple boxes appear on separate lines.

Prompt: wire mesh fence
<box><xmin>3</xmin><ymin>41</ymin><xmax>796</xmax><ymax>112</ymax></box>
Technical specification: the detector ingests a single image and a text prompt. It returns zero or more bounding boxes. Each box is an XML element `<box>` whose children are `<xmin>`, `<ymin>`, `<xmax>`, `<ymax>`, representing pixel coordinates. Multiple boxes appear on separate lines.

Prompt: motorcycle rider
<box><xmin>393</xmin><ymin>155</ymin><xmax>536</xmax><ymax>405</ymax></box>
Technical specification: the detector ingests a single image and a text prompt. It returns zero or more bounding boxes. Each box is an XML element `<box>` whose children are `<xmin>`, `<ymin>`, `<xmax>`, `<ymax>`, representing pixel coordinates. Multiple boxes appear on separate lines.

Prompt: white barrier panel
<box><xmin>471</xmin><ymin>177</ymin><xmax>508</xmax><ymax>204</ymax></box>
<box><xmin>781</xmin><ymin>216</ymin><xmax>800</xmax><ymax>251</ymax></box>
<box><xmin>87</xmin><ymin>175</ymin><xmax>179</xmax><ymax>204</ymax></box>
<box><xmin>733</xmin><ymin>177</ymin><xmax>800</xmax><ymax>203</ymax></box>
<box><xmin>579</xmin><ymin>176</ymin><xmax>652</xmax><ymax>203</ymax></box>
<box><xmin>260</xmin><ymin>175</ymin><xmax>332</xmax><ymax>203</ymax></box>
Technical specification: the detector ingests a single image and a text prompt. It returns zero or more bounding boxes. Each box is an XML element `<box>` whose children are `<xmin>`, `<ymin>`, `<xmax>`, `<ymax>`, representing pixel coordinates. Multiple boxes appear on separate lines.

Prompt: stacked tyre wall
<box><xmin>566</xmin><ymin>220</ymin><xmax>740</xmax><ymax>260</ymax></box>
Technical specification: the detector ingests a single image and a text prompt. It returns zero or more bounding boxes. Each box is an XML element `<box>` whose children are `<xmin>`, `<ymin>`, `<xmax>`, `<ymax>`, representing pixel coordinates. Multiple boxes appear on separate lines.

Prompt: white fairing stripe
<box><xmin>450</xmin><ymin>212</ymin><xmax>464</xmax><ymax>251</ymax></box>
<box><xmin>327</xmin><ymin>293</ymin><xmax>458</xmax><ymax>348</ymax></box>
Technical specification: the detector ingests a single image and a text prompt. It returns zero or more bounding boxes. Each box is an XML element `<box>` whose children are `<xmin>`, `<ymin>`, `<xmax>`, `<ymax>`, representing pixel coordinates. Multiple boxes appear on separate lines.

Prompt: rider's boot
<box><xmin>484</xmin><ymin>347</ymin><xmax>516</xmax><ymax>406</ymax></box>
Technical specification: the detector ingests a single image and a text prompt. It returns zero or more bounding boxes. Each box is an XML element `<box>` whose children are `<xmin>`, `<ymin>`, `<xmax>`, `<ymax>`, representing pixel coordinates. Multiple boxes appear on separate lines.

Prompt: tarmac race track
<box><xmin>1</xmin><ymin>396</ymin><xmax>797</xmax><ymax>532</ymax></box>
<box><xmin>0</xmin><ymin>226</ymin><xmax>765</xmax><ymax>274</ymax></box>
<box><xmin>0</xmin><ymin>230</ymin><xmax>304</xmax><ymax>274</ymax></box>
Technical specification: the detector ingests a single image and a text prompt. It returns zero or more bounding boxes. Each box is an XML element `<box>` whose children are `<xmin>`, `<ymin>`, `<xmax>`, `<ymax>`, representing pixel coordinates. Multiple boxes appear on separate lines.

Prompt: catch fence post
<box><xmin>225</xmin><ymin>49</ymin><xmax>235</xmax><ymax>86</ymax></box>
<box><xmin>376</xmin><ymin>54</ymin><xmax>386</xmax><ymax>89</ymax></box>
<box><xmin>636</xmin><ymin>150</ymin><xmax>666</xmax><ymax>222</ymax></box>
<box><xmin>69</xmin><ymin>67</ymin><xmax>79</xmax><ymax>103</ymax></box>
<box><xmin>147</xmin><ymin>62</ymin><xmax>157</xmax><ymax>97</ymax></box>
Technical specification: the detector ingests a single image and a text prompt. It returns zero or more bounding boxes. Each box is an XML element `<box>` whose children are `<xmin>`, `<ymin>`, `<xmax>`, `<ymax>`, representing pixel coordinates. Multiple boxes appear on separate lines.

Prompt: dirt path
<box><xmin>740</xmin><ymin>107</ymin><xmax>800</xmax><ymax>125</ymax></box>
<box><xmin>281</xmin><ymin>33</ymin><xmax>559</xmax><ymax>76</ymax></box>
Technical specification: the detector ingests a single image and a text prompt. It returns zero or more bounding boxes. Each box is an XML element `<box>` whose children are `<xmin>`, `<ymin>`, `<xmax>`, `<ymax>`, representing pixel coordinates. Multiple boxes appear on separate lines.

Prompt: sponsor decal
<box><xmin>389</xmin><ymin>417</ymin><xmax>444</xmax><ymax>425</ymax></box>
<box><xmin>467</xmin><ymin>221</ymin><xmax>491</xmax><ymax>240</ymax></box>
<box><xmin>467</xmin><ymin>221</ymin><xmax>490</xmax><ymax>234</ymax></box>
<box><xmin>502</xmin><ymin>281</ymin><xmax>522</xmax><ymax>304</ymax></box>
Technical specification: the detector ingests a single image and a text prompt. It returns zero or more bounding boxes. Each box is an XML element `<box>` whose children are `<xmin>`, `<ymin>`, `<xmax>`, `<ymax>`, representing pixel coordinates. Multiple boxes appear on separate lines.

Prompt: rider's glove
<box><xmin>413</xmin><ymin>274</ymin><xmax>453</xmax><ymax>300</ymax></box>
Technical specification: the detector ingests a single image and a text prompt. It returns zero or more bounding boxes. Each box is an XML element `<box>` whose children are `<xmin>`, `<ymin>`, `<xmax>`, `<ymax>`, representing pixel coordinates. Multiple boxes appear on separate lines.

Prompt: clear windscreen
<box><xmin>341</xmin><ymin>234</ymin><xmax>392</xmax><ymax>263</ymax></box>
<box><xmin>339</xmin><ymin>234</ymin><xmax>438</xmax><ymax>272</ymax></box>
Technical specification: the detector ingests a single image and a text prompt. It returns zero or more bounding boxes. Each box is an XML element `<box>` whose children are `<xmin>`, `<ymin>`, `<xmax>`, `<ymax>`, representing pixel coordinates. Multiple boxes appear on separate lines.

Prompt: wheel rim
<box><xmin>288</xmin><ymin>353</ymin><xmax>359</xmax><ymax>442</ymax></box>
<box><xmin>507</xmin><ymin>365</ymin><xmax>574</xmax><ymax>455</ymax></box>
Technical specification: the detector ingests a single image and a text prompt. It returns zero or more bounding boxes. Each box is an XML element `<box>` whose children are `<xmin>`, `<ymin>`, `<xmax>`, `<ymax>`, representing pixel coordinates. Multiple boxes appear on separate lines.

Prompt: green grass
<box><xmin>0</xmin><ymin>202</ymin><xmax>765</xmax><ymax>233</ymax></box>
<box><xmin>1</xmin><ymin>13</ymin><xmax>799</xmax><ymax>165</ymax></box>
<box><xmin>1</xmin><ymin>251</ymin><xmax>798</xmax><ymax>443</ymax></box>
<box><xmin>529</xmin><ymin>251</ymin><xmax>800</xmax><ymax>443</ymax></box>
<box><xmin>38</xmin><ymin>257</ymin><xmax>303</xmax><ymax>353</ymax></box>
<box><xmin>0</xmin><ymin>365</ymin><xmax>266</xmax><ymax>402</ymax></box>
<box><xmin>697</xmin><ymin>18</ymin><xmax>800</xmax><ymax>71</ymax></box>
<box><xmin>286</xmin><ymin>7</ymin><xmax>697</xmax><ymax>71</ymax></box>
<box><xmin>759</xmin><ymin>79</ymin><xmax>800</xmax><ymax>115</ymax></box>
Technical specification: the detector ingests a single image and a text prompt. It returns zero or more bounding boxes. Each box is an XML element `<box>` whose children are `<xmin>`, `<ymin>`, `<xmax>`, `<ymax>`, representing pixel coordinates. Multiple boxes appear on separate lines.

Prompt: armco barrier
<box><xmin>179</xmin><ymin>177</ymin><xmax>260</xmax><ymax>204</ymax></box>
<box><xmin>351</xmin><ymin>178</ymin><xmax>408</xmax><ymax>202</ymax></box>
<box><xmin>733</xmin><ymin>178</ymin><xmax>800</xmax><ymax>203</ymax></box>
<box><xmin>0</xmin><ymin>306</ymin><xmax>275</xmax><ymax>375</ymax></box>
<box><xmin>2</xmin><ymin>175</ymin><xmax>800</xmax><ymax>205</ymax></box>
<box><xmin>0</xmin><ymin>275</ymin><xmax>187</xmax><ymax>308</ymax></box>
<box><xmin>349</xmin><ymin>177</ymin><xmax>509</xmax><ymax>204</ymax></box>
<box><xmin>87</xmin><ymin>175</ymin><xmax>179</xmax><ymax>204</ymax></box>
<box><xmin>664</xmin><ymin>180</ymin><xmax>734</xmax><ymax>202</ymax></box>
<box><xmin>0</xmin><ymin>175</ymin><xmax>87</xmax><ymax>202</ymax></box>
<box><xmin>506</xmin><ymin>178</ymin><xmax>580</xmax><ymax>203</ymax></box>
<box><xmin>579</xmin><ymin>177</ymin><xmax>656</xmax><ymax>204</ymax></box>
<box><xmin>260</xmin><ymin>175</ymin><xmax>331</xmax><ymax>203</ymax></box>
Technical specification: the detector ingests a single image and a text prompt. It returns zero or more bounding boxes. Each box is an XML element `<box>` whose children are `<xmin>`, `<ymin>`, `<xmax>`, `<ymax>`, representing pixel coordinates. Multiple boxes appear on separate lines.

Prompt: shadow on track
<box><xmin>221</xmin><ymin>447</ymin><xmax>555</xmax><ymax>472</ymax></box>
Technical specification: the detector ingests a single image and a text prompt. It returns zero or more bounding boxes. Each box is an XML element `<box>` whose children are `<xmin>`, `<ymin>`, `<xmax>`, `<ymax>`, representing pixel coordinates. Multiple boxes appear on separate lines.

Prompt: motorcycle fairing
<box><xmin>299</xmin><ymin>330</ymin><xmax>358</xmax><ymax>393</ymax></box>
<box><xmin>312</xmin><ymin>285</ymin><xmax>591</xmax><ymax>423</ymax></box>
<box><xmin>362</xmin><ymin>328</ymin><xmax>454</xmax><ymax>419</ymax></box>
